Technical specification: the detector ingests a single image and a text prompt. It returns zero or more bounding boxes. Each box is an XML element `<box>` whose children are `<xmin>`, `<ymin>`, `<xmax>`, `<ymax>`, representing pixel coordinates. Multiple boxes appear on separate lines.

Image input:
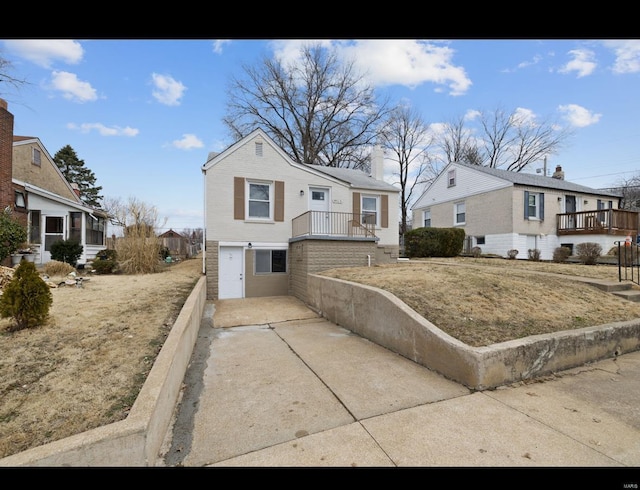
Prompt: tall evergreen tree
<box><xmin>53</xmin><ymin>145</ymin><xmax>103</xmax><ymax>208</ymax></box>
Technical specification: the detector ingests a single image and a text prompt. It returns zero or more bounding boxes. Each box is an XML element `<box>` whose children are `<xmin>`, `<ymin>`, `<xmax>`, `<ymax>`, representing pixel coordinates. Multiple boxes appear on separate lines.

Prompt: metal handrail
<box><xmin>292</xmin><ymin>211</ymin><xmax>377</xmax><ymax>238</ymax></box>
<box><xmin>616</xmin><ymin>240</ymin><xmax>640</xmax><ymax>285</ymax></box>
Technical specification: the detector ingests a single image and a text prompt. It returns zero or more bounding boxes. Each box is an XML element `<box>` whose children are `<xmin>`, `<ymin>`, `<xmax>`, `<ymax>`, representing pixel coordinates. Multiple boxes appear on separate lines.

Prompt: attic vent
<box><xmin>32</xmin><ymin>148</ymin><xmax>41</xmax><ymax>166</ymax></box>
<box><xmin>255</xmin><ymin>142</ymin><xmax>263</xmax><ymax>157</ymax></box>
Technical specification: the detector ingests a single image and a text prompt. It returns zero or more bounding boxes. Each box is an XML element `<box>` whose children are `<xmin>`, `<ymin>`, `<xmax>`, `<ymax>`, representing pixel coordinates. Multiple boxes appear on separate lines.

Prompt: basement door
<box><xmin>219</xmin><ymin>246</ymin><xmax>244</xmax><ymax>299</ymax></box>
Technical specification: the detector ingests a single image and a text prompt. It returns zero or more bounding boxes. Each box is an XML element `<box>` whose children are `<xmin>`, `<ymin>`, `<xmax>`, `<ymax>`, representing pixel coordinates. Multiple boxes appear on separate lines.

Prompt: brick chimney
<box><xmin>0</xmin><ymin>98</ymin><xmax>14</xmax><ymax>211</ymax></box>
<box><xmin>552</xmin><ymin>165</ymin><xmax>564</xmax><ymax>180</ymax></box>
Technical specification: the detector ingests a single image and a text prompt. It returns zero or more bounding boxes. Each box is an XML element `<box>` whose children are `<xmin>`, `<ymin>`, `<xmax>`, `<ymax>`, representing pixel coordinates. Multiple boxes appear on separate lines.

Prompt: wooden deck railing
<box><xmin>292</xmin><ymin>211</ymin><xmax>377</xmax><ymax>238</ymax></box>
<box><xmin>557</xmin><ymin>209</ymin><xmax>639</xmax><ymax>236</ymax></box>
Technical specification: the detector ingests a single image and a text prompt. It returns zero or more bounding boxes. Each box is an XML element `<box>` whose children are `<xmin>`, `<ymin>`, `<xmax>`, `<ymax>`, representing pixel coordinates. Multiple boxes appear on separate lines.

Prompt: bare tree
<box><xmin>102</xmin><ymin>196</ymin><xmax>167</xmax><ymax>235</ymax></box>
<box><xmin>223</xmin><ymin>42</ymin><xmax>390</xmax><ymax>170</ymax></box>
<box><xmin>438</xmin><ymin>115</ymin><xmax>479</xmax><ymax>165</ymax></box>
<box><xmin>0</xmin><ymin>54</ymin><xmax>28</xmax><ymax>97</ymax></box>
<box><xmin>380</xmin><ymin>104</ymin><xmax>436</xmax><ymax>236</ymax></box>
<box><xmin>612</xmin><ymin>174</ymin><xmax>640</xmax><ymax>211</ymax></box>
<box><xmin>437</xmin><ymin>106</ymin><xmax>573</xmax><ymax>172</ymax></box>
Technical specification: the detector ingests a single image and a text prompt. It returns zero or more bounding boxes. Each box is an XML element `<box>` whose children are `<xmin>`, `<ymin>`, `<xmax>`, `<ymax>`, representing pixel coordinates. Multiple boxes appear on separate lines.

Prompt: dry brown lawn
<box><xmin>1</xmin><ymin>254</ymin><xmax>640</xmax><ymax>460</ymax></box>
<box><xmin>320</xmin><ymin>257</ymin><xmax>640</xmax><ymax>348</ymax></box>
<box><xmin>0</xmin><ymin>256</ymin><xmax>203</xmax><ymax>460</ymax></box>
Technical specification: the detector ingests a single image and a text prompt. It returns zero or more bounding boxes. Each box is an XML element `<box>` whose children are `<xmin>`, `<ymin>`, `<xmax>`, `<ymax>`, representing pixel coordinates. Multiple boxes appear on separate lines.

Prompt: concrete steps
<box><xmin>586</xmin><ymin>279</ymin><xmax>640</xmax><ymax>302</ymax></box>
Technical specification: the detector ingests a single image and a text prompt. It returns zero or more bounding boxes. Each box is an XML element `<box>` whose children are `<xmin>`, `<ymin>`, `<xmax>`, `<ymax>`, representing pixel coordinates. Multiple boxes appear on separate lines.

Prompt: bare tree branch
<box><xmin>224</xmin><ymin>42</ymin><xmax>390</xmax><ymax>170</ymax></box>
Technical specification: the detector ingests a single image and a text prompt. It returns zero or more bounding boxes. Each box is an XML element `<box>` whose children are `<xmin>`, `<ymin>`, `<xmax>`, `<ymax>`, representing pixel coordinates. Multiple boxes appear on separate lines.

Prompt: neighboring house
<box><xmin>11</xmin><ymin>136</ymin><xmax>109</xmax><ymax>267</ymax></box>
<box><xmin>202</xmin><ymin>128</ymin><xmax>400</xmax><ymax>301</ymax></box>
<box><xmin>411</xmin><ymin>161</ymin><xmax>639</xmax><ymax>261</ymax></box>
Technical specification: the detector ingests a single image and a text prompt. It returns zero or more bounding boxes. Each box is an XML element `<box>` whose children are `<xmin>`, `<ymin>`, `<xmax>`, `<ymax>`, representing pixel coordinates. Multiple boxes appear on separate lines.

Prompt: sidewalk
<box><xmin>160</xmin><ymin>296</ymin><xmax>640</xmax><ymax>469</ymax></box>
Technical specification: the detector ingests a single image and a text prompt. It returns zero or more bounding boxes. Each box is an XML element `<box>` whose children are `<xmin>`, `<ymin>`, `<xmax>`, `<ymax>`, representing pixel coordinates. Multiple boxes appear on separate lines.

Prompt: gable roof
<box><xmin>203</xmin><ymin>128</ymin><xmax>399</xmax><ymax>193</ymax></box>
<box><xmin>456</xmin><ymin>162</ymin><xmax>621</xmax><ymax>198</ymax></box>
<box><xmin>308</xmin><ymin>165</ymin><xmax>399</xmax><ymax>193</ymax></box>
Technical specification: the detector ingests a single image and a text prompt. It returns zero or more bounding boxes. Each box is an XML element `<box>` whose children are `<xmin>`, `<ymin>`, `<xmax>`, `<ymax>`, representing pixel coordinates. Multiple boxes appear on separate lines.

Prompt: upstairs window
<box><xmin>524</xmin><ymin>191</ymin><xmax>545</xmax><ymax>220</ymax></box>
<box><xmin>247</xmin><ymin>181</ymin><xmax>271</xmax><ymax>219</ymax></box>
<box><xmin>447</xmin><ymin>169</ymin><xmax>456</xmax><ymax>187</ymax></box>
<box><xmin>32</xmin><ymin>148</ymin><xmax>41</xmax><ymax>166</ymax></box>
<box><xmin>361</xmin><ymin>195</ymin><xmax>379</xmax><ymax>226</ymax></box>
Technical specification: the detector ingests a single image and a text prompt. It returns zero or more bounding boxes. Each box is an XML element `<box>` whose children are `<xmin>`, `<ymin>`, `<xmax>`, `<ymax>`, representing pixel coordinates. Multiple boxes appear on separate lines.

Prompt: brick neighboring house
<box><xmin>202</xmin><ymin>128</ymin><xmax>400</xmax><ymax>302</ymax></box>
<box><xmin>0</xmin><ymin>98</ymin><xmax>109</xmax><ymax>267</ymax></box>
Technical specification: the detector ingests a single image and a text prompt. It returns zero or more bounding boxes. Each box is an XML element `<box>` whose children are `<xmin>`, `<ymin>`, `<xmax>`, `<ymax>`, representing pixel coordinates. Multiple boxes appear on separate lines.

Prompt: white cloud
<box><xmin>212</xmin><ymin>40</ymin><xmax>231</xmax><ymax>54</ymax></box>
<box><xmin>151</xmin><ymin>73</ymin><xmax>186</xmax><ymax>106</ymax></box>
<box><xmin>3</xmin><ymin>39</ymin><xmax>83</xmax><ymax>68</ymax></box>
<box><xmin>602</xmin><ymin>40</ymin><xmax>640</xmax><ymax>74</ymax></box>
<box><xmin>558</xmin><ymin>104</ymin><xmax>601</xmax><ymax>127</ymax></box>
<box><xmin>270</xmin><ymin>39</ymin><xmax>472</xmax><ymax>96</ymax></box>
<box><xmin>67</xmin><ymin>122</ymin><xmax>139</xmax><ymax>136</ymax></box>
<box><xmin>172</xmin><ymin>134</ymin><xmax>204</xmax><ymax>150</ymax></box>
<box><xmin>50</xmin><ymin>71</ymin><xmax>98</xmax><ymax>103</ymax></box>
<box><xmin>558</xmin><ymin>49</ymin><xmax>597</xmax><ymax>78</ymax></box>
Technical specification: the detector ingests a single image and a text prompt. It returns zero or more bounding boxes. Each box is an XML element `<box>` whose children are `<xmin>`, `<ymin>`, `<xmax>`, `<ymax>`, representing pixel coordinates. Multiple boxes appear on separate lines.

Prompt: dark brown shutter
<box><xmin>275</xmin><ymin>181</ymin><xmax>284</xmax><ymax>222</ymax></box>
<box><xmin>381</xmin><ymin>194</ymin><xmax>388</xmax><ymax>228</ymax></box>
<box><xmin>234</xmin><ymin>177</ymin><xmax>244</xmax><ymax>220</ymax></box>
<box><xmin>352</xmin><ymin>192</ymin><xmax>361</xmax><ymax>224</ymax></box>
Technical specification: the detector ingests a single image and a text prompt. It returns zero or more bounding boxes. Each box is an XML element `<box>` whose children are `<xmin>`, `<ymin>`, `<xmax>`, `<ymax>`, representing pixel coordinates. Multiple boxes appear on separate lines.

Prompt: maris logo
<box><xmin>623</xmin><ymin>484</ymin><xmax>638</xmax><ymax>489</ymax></box>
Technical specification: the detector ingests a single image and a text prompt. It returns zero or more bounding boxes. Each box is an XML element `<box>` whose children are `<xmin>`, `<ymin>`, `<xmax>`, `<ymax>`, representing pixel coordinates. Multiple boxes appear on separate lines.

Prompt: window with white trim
<box><xmin>14</xmin><ymin>191</ymin><xmax>25</xmax><ymax>208</ymax></box>
<box><xmin>524</xmin><ymin>191</ymin><xmax>545</xmax><ymax>220</ymax></box>
<box><xmin>247</xmin><ymin>181</ymin><xmax>272</xmax><ymax>219</ymax></box>
<box><xmin>447</xmin><ymin>169</ymin><xmax>456</xmax><ymax>187</ymax></box>
<box><xmin>361</xmin><ymin>195</ymin><xmax>380</xmax><ymax>226</ymax></box>
<box><xmin>423</xmin><ymin>209</ymin><xmax>431</xmax><ymax>227</ymax></box>
<box><xmin>454</xmin><ymin>202</ymin><xmax>465</xmax><ymax>225</ymax></box>
<box><xmin>255</xmin><ymin>249</ymin><xmax>287</xmax><ymax>274</ymax></box>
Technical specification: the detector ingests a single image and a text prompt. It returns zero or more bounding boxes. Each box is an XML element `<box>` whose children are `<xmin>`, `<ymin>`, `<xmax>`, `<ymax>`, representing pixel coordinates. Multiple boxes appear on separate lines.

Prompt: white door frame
<box><xmin>309</xmin><ymin>187</ymin><xmax>331</xmax><ymax>234</ymax></box>
<box><xmin>218</xmin><ymin>246</ymin><xmax>244</xmax><ymax>299</ymax></box>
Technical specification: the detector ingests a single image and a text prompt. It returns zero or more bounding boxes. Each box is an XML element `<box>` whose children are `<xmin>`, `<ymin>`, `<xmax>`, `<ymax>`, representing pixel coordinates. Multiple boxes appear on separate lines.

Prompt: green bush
<box><xmin>92</xmin><ymin>259</ymin><xmax>117</xmax><ymax>274</ymax></box>
<box><xmin>0</xmin><ymin>209</ymin><xmax>27</xmax><ymax>262</ymax></box>
<box><xmin>50</xmin><ymin>239</ymin><xmax>83</xmax><ymax>267</ymax></box>
<box><xmin>0</xmin><ymin>261</ymin><xmax>53</xmax><ymax>331</ymax></box>
<box><xmin>96</xmin><ymin>249</ymin><xmax>117</xmax><ymax>261</ymax></box>
<box><xmin>576</xmin><ymin>242</ymin><xmax>602</xmax><ymax>265</ymax></box>
<box><xmin>552</xmin><ymin>246</ymin><xmax>572</xmax><ymax>263</ymax></box>
<box><xmin>404</xmin><ymin>227</ymin><xmax>465</xmax><ymax>258</ymax></box>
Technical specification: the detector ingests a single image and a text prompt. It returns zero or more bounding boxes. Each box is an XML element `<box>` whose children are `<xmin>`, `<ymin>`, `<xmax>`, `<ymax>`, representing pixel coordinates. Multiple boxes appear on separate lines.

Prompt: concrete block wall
<box><xmin>205</xmin><ymin>240</ymin><xmax>219</xmax><ymax>300</ymax></box>
<box><xmin>289</xmin><ymin>238</ymin><xmax>377</xmax><ymax>304</ymax></box>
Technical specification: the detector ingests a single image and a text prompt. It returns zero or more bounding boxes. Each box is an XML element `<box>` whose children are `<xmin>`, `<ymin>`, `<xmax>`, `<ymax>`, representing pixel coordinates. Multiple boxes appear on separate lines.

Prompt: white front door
<box><xmin>309</xmin><ymin>187</ymin><xmax>330</xmax><ymax>234</ymax></box>
<box><xmin>219</xmin><ymin>246</ymin><xmax>244</xmax><ymax>299</ymax></box>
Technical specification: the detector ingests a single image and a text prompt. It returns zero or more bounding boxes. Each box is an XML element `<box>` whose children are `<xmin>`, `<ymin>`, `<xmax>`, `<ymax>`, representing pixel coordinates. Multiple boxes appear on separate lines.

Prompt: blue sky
<box><xmin>1</xmin><ymin>39</ymin><xmax>639</xmax><ymax>234</ymax></box>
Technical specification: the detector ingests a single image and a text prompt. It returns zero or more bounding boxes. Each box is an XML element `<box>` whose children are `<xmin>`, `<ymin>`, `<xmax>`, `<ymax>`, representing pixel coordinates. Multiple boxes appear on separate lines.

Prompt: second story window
<box><xmin>32</xmin><ymin>148</ymin><xmax>41</xmax><ymax>166</ymax></box>
<box><xmin>524</xmin><ymin>191</ymin><xmax>545</xmax><ymax>220</ymax></box>
<box><xmin>248</xmin><ymin>181</ymin><xmax>271</xmax><ymax>219</ymax></box>
<box><xmin>361</xmin><ymin>195</ymin><xmax>379</xmax><ymax>227</ymax></box>
<box><xmin>448</xmin><ymin>169</ymin><xmax>456</xmax><ymax>187</ymax></box>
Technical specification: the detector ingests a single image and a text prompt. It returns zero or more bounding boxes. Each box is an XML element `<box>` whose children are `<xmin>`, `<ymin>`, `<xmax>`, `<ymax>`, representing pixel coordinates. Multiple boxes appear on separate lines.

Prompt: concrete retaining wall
<box><xmin>0</xmin><ymin>276</ymin><xmax>207</xmax><ymax>467</ymax></box>
<box><xmin>305</xmin><ymin>273</ymin><xmax>640</xmax><ymax>390</ymax></box>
